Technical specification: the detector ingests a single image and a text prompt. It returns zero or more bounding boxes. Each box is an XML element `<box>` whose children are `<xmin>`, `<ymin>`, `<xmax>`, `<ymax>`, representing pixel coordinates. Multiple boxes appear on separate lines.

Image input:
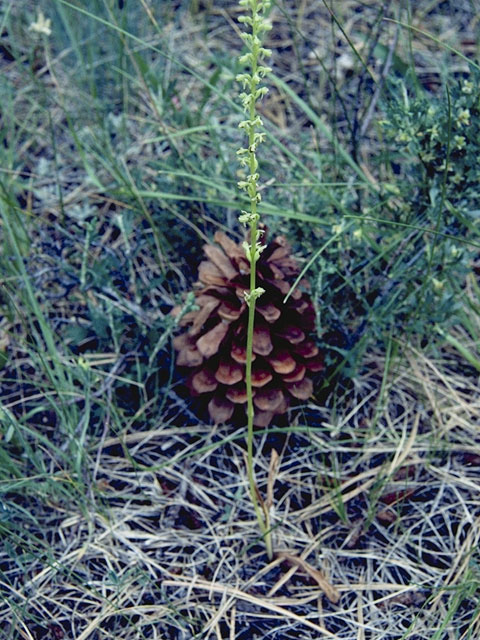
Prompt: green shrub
<box><xmin>309</xmin><ymin>74</ymin><xmax>480</xmax><ymax>381</ymax></box>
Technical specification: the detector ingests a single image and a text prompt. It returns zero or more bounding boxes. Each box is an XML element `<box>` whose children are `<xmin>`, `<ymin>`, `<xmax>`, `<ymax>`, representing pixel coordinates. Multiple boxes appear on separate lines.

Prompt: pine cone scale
<box><xmin>196</xmin><ymin>321</ymin><xmax>229</xmax><ymax>357</ymax></box>
<box><xmin>203</xmin><ymin>244</ymin><xmax>238</xmax><ymax>280</ymax></box>
<box><xmin>189</xmin><ymin>297</ymin><xmax>220</xmax><ymax>335</ymax></box>
<box><xmin>198</xmin><ymin>261</ymin><xmax>227</xmax><ymax>286</ymax></box>
<box><xmin>267</xmin><ymin>350</ymin><xmax>296</xmax><ymax>374</ymax></box>
<box><xmin>296</xmin><ymin>340</ymin><xmax>319</xmax><ymax>358</ymax></box>
<box><xmin>252</xmin><ymin>323</ymin><xmax>273</xmax><ymax>356</ymax></box>
<box><xmin>257</xmin><ymin>303</ymin><xmax>281</xmax><ymax>323</ymax></box>
<box><xmin>231</xmin><ymin>343</ymin><xmax>255</xmax><ymax>363</ymax></box>
<box><xmin>215</xmin><ymin>361</ymin><xmax>243</xmax><ymax>385</ymax></box>
<box><xmin>208</xmin><ymin>395</ymin><xmax>234</xmax><ymax>423</ymax></box>
<box><xmin>287</xmin><ymin>378</ymin><xmax>313</xmax><ymax>400</ymax></box>
<box><xmin>218</xmin><ymin>301</ymin><xmax>243</xmax><ymax>321</ymax></box>
<box><xmin>275</xmin><ymin>325</ymin><xmax>305</xmax><ymax>344</ymax></box>
<box><xmin>283</xmin><ymin>364</ymin><xmax>306</xmax><ymax>383</ymax></box>
<box><xmin>254</xmin><ymin>386</ymin><xmax>284</xmax><ymax>412</ymax></box>
<box><xmin>226</xmin><ymin>385</ymin><xmax>250</xmax><ymax>403</ymax></box>
<box><xmin>191</xmin><ymin>369</ymin><xmax>218</xmax><ymax>393</ymax></box>
<box><xmin>251</xmin><ymin>365</ymin><xmax>273</xmax><ymax>388</ymax></box>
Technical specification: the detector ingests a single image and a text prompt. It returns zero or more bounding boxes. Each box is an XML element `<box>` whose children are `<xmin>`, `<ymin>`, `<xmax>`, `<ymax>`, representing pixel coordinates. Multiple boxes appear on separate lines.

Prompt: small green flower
<box><xmin>78</xmin><ymin>356</ymin><xmax>90</xmax><ymax>371</ymax></box>
<box><xmin>462</xmin><ymin>80</ymin><xmax>474</xmax><ymax>94</ymax></box>
<box><xmin>420</xmin><ymin>150</ymin><xmax>435</xmax><ymax>163</ymax></box>
<box><xmin>29</xmin><ymin>11</ymin><xmax>52</xmax><ymax>36</ymax></box>
<box><xmin>450</xmin><ymin>245</ymin><xmax>461</xmax><ymax>258</ymax></box>
<box><xmin>244</xmin><ymin>287</ymin><xmax>265</xmax><ymax>306</ymax></box>
<box><xmin>457</xmin><ymin>108</ymin><xmax>471</xmax><ymax>126</ymax></box>
<box><xmin>395</xmin><ymin>130</ymin><xmax>412</xmax><ymax>143</ymax></box>
<box><xmin>383</xmin><ymin>183</ymin><xmax>401</xmax><ymax>196</ymax></box>
<box><xmin>428</xmin><ymin>124</ymin><xmax>440</xmax><ymax>140</ymax></box>
<box><xmin>451</xmin><ymin>172</ymin><xmax>463</xmax><ymax>185</ymax></box>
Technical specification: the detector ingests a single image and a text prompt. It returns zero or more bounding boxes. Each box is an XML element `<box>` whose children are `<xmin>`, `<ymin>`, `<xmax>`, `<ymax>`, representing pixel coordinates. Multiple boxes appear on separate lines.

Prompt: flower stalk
<box><xmin>236</xmin><ymin>0</ymin><xmax>272</xmax><ymax>559</ymax></box>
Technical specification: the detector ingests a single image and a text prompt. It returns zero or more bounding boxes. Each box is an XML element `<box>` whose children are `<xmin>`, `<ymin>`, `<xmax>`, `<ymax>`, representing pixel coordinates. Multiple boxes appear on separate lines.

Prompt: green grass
<box><xmin>1</xmin><ymin>1</ymin><xmax>480</xmax><ymax>638</ymax></box>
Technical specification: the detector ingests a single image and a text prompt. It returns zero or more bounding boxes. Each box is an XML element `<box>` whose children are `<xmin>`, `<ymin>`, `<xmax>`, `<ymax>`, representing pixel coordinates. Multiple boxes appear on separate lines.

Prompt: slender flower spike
<box><xmin>236</xmin><ymin>0</ymin><xmax>274</xmax><ymax>557</ymax></box>
<box><xmin>174</xmin><ymin>0</ymin><xmax>310</xmax><ymax>562</ymax></box>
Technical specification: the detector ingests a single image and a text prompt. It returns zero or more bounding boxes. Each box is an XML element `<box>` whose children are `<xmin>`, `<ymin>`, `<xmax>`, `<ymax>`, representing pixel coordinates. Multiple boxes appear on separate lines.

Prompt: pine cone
<box><xmin>173</xmin><ymin>231</ymin><xmax>323</xmax><ymax>427</ymax></box>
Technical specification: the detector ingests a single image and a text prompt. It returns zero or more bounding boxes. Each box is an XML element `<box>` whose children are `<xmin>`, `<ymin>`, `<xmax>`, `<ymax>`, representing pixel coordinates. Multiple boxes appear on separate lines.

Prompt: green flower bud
<box><xmin>244</xmin><ymin>287</ymin><xmax>265</xmax><ymax>307</ymax></box>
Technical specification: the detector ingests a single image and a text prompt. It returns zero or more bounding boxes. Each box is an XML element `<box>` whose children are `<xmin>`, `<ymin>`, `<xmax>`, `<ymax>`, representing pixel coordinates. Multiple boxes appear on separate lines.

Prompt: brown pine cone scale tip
<box><xmin>173</xmin><ymin>231</ymin><xmax>323</xmax><ymax>427</ymax></box>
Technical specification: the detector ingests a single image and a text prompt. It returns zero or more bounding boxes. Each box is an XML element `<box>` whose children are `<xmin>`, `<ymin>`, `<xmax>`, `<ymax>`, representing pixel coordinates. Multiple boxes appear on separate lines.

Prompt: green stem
<box><xmin>246</xmin><ymin>216</ymin><xmax>273</xmax><ymax>559</ymax></box>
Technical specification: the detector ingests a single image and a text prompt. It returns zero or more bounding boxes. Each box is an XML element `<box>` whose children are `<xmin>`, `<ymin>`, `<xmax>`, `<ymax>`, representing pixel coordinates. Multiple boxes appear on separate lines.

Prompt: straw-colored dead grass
<box><xmin>4</xmin><ymin>337</ymin><xmax>479</xmax><ymax>639</ymax></box>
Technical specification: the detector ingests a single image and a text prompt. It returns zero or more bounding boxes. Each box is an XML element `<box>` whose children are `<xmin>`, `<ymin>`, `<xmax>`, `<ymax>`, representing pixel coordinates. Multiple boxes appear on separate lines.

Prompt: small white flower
<box><xmin>450</xmin><ymin>246</ymin><xmax>461</xmax><ymax>258</ymax></box>
<box><xmin>451</xmin><ymin>172</ymin><xmax>462</xmax><ymax>185</ymax></box>
<box><xmin>428</xmin><ymin>124</ymin><xmax>440</xmax><ymax>140</ymax></box>
<box><xmin>457</xmin><ymin>108</ymin><xmax>470</xmax><ymax>126</ymax></box>
<box><xmin>29</xmin><ymin>12</ymin><xmax>52</xmax><ymax>37</ymax></box>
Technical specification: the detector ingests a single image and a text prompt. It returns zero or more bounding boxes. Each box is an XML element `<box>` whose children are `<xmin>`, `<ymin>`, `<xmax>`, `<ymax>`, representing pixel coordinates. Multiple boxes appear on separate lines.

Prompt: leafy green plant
<box><xmin>302</xmin><ymin>73</ymin><xmax>480</xmax><ymax>389</ymax></box>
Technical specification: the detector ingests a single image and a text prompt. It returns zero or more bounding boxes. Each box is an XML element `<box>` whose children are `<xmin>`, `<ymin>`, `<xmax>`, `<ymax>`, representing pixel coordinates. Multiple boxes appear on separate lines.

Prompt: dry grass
<box><xmin>3</xmin><ymin>337</ymin><xmax>479</xmax><ymax>639</ymax></box>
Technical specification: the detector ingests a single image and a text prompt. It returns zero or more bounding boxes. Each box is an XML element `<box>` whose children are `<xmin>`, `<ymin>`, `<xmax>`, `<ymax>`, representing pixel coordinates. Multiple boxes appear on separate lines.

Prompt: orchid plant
<box><xmin>236</xmin><ymin>0</ymin><xmax>273</xmax><ymax>559</ymax></box>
